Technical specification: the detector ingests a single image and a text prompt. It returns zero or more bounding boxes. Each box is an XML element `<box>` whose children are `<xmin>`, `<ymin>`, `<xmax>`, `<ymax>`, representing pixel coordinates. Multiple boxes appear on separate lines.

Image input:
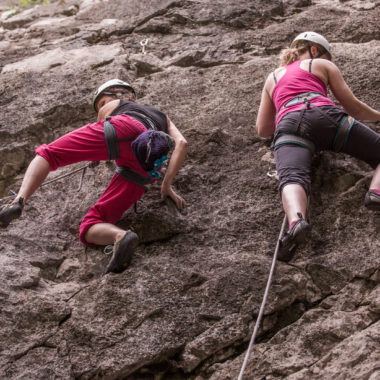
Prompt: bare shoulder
<box><xmin>313</xmin><ymin>58</ymin><xmax>337</xmax><ymax>70</ymax></box>
<box><xmin>274</xmin><ymin>66</ymin><xmax>286</xmax><ymax>82</ymax></box>
<box><xmin>267</xmin><ymin>67</ymin><xmax>285</xmax><ymax>80</ymax></box>
<box><xmin>274</xmin><ymin>66</ymin><xmax>286</xmax><ymax>75</ymax></box>
<box><xmin>299</xmin><ymin>58</ymin><xmax>338</xmax><ymax>86</ymax></box>
<box><xmin>266</xmin><ymin>67</ymin><xmax>286</xmax><ymax>97</ymax></box>
<box><xmin>315</xmin><ymin>59</ymin><xmax>341</xmax><ymax>85</ymax></box>
<box><xmin>264</xmin><ymin>72</ymin><xmax>275</xmax><ymax>97</ymax></box>
<box><xmin>97</xmin><ymin>99</ymin><xmax>121</xmax><ymax>121</ymax></box>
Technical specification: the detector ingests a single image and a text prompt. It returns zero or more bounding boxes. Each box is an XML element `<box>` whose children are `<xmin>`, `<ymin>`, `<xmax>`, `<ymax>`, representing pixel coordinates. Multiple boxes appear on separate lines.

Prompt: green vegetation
<box><xmin>6</xmin><ymin>0</ymin><xmax>50</xmax><ymax>11</ymax></box>
<box><xmin>17</xmin><ymin>0</ymin><xmax>50</xmax><ymax>7</ymax></box>
<box><xmin>5</xmin><ymin>0</ymin><xmax>58</xmax><ymax>16</ymax></box>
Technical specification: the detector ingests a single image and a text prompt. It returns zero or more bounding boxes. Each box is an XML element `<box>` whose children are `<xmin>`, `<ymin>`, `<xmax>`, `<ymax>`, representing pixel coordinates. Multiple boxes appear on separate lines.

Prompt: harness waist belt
<box><xmin>332</xmin><ymin>115</ymin><xmax>354</xmax><ymax>153</ymax></box>
<box><xmin>115</xmin><ymin>166</ymin><xmax>152</xmax><ymax>192</ymax></box>
<box><xmin>123</xmin><ymin>111</ymin><xmax>157</xmax><ymax>131</ymax></box>
<box><xmin>281</xmin><ymin>92</ymin><xmax>324</xmax><ymax>110</ymax></box>
<box><xmin>273</xmin><ymin>134</ymin><xmax>315</xmax><ymax>154</ymax></box>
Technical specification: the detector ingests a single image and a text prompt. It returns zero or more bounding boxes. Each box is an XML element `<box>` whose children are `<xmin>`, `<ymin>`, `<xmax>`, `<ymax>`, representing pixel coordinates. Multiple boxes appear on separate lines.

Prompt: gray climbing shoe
<box><xmin>0</xmin><ymin>198</ymin><xmax>24</xmax><ymax>228</ymax></box>
<box><xmin>364</xmin><ymin>190</ymin><xmax>380</xmax><ymax>211</ymax></box>
<box><xmin>105</xmin><ymin>230</ymin><xmax>139</xmax><ymax>274</ymax></box>
<box><xmin>277</xmin><ymin>213</ymin><xmax>310</xmax><ymax>262</ymax></box>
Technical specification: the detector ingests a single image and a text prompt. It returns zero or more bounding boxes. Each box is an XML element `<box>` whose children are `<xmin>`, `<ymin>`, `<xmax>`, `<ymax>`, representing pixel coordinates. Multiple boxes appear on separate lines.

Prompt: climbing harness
<box><xmin>271</xmin><ymin>92</ymin><xmax>321</xmax><ymax>154</ymax></box>
<box><xmin>275</xmin><ymin>91</ymin><xmax>354</xmax><ymax>153</ymax></box>
<box><xmin>104</xmin><ymin>117</ymin><xmax>175</xmax><ymax>215</ymax></box>
<box><xmin>104</xmin><ymin>114</ymin><xmax>158</xmax><ymax>161</ymax></box>
<box><xmin>103</xmin><ymin>116</ymin><xmax>173</xmax><ymax>185</ymax></box>
<box><xmin>104</xmin><ymin>118</ymin><xmax>123</xmax><ymax>160</ymax></box>
<box><xmin>140</xmin><ymin>38</ymin><xmax>149</xmax><ymax>55</ymax></box>
<box><xmin>280</xmin><ymin>91</ymin><xmax>322</xmax><ymax>110</ymax></box>
<box><xmin>238</xmin><ymin>213</ymin><xmax>287</xmax><ymax>380</ymax></box>
<box><xmin>273</xmin><ymin>134</ymin><xmax>315</xmax><ymax>154</ymax></box>
<box><xmin>115</xmin><ymin>166</ymin><xmax>152</xmax><ymax>192</ymax></box>
<box><xmin>332</xmin><ymin>115</ymin><xmax>354</xmax><ymax>153</ymax></box>
<box><xmin>103</xmin><ymin>116</ymin><xmax>154</xmax><ymax>194</ymax></box>
<box><xmin>124</xmin><ymin>111</ymin><xmax>157</xmax><ymax>131</ymax></box>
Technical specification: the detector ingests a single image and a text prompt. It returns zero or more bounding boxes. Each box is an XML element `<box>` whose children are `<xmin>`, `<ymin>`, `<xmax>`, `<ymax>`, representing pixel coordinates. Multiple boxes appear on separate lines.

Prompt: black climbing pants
<box><xmin>273</xmin><ymin>105</ymin><xmax>380</xmax><ymax>195</ymax></box>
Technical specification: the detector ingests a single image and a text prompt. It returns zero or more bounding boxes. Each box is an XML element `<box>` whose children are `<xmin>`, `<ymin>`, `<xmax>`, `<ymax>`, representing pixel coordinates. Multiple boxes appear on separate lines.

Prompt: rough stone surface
<box><xmin>0</xmin><ymin>0</ymin><xmax>379</xmax><ymax>379</ymax></box>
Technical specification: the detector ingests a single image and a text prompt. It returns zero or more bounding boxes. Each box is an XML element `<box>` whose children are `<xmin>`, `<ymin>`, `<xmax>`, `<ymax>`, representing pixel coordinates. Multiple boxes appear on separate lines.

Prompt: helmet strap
<box><xmin>307</xmin><ymin>44</ymin><xmax>330</xmax><ymax>60</ymax></box>
<box><xmin>307</xmin><ymin>45</ymin><xmax>314</xmax><ymax>59</ymax></box>
<box><xmin>316</xmin><ymin>48</ymin><xmax>331</xmax><ymax>60</ymax></box>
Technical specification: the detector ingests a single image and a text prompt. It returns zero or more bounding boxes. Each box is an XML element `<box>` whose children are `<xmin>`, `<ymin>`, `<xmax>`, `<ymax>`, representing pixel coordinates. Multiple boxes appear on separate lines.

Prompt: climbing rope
<box><xmin>0</xmin><ymin>161</ymin><xmax>147</xmax><ymax>215</ymax></box>
<box><xmin>237</xmin><ymin>213</ymin><xmax>287</xmax><ymax>380</ymax></box>
<box><xmin>40</xmin><ymin>163</ymin><xmax>95</xmax><ymax>189</ymax></box>
<box><xmin>237</xmin><ymin>169</ymin><xmax>286</xmax><ymax>379</ymax></box>
<box><xmin>0</xmin><ymin>162</ymin><xmax>97</xmax><ymax>205</ymax></box>
<box><xmin>238</xmin><ymin>169</ymin><xmax>311</xmax><ymax>378</ymax></box>
<box><xmin>0</xmin><ymin>190</ymin><xmax>17</xmax><ymax>203</ymax></box>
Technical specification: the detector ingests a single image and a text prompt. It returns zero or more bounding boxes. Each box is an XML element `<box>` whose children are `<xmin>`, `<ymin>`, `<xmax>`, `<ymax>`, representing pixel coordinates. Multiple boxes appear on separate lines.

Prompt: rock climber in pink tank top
<box><xmin>272</xmin><ymin>60</ymin><xmax>335</xmax><ymax>126</ymax></box>
<box><xmin>256</xmin><ymin>32</ymin><xmax>380</xmax><ymax>262</ymax></box>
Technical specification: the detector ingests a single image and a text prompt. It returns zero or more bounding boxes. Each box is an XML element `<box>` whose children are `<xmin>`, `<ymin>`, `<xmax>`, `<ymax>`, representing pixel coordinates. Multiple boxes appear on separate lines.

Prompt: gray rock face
<box><xmin>0</xmin><ymin>0</ymin><xmax>379</xmax><ymax>379</ymax></box>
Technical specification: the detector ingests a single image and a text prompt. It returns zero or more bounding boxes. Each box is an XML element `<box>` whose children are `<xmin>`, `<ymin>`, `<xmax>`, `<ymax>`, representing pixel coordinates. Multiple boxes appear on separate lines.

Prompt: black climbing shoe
<box><xmin>105</xmin><ymin>230</ymin><xmax>139</xmax><ymax>274</ymax></box>
<box><xmin>364</xmin><ymin>190</ymin><xmax>380</xmax><ymax>211</ymax></box>
<box><xmin>0</xmin><ymin>198</ymin><xmax>24</xmax><ymax>228</ymax></box>
<box><xmin>277</xmin><ymin>213</ymin><xmax>310</xmax><ymax>262</ymax></box>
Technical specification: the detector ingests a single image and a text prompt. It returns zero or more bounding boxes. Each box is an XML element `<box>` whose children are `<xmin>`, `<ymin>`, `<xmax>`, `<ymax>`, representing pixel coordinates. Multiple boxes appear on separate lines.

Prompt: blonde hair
<box><xmin>279</xmin><ymin>44</ymin><xmax>309</xmax><ymax>66</ymax></box>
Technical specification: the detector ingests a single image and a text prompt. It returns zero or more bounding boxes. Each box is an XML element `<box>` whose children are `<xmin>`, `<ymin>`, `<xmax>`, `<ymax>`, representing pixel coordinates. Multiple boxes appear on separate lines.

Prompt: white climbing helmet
<box><xmin>291</xmin><ymin>31</ymin><xmax>331</xmax><ymax>58</ymax></box>
<box><xmin>92</xmin><ymin>79</ymin><xmax>136</xmax><ymax>111</ymax></box>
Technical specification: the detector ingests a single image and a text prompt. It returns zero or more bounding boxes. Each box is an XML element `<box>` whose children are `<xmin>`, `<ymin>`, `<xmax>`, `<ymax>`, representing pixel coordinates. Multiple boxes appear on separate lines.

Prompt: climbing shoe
<box><xmin>0</xmin><ymin>198</ymin><xmax>24</xmax><ymax>228</ymax></box>
<box><xmin>277</xmin><ymin>213</ymin><xmax>310</xmax><ymax>262</ymax></box>
<box><xmin>364</xmin><ymin>190</ymin><xmax>380</xmax><ymax>211</ymax></box>
<box><xmin>105</xmin><ymin>230</ymin><xmax>139</xmax><ymax>274</ymax></box>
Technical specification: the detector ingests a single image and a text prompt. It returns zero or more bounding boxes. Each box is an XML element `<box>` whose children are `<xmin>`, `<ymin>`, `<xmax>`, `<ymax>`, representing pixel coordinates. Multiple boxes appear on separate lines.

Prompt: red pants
<box><xmin>36</xmin><ymin>115</ymin><xmax>148</xmax><ymax>246</ymax></box>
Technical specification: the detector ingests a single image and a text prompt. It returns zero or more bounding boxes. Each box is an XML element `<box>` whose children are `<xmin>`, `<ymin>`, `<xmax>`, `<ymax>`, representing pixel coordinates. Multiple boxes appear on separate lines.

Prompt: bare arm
<box><xmin>161</xmin><ymin>118</ymin><xmax>188</xmax><ymax>209</ymax></box>
<box><xmin>255</xmin><ymin>74</ymin><xmax>277</xmax><ymax>138</ymax></box>
<box><xmin>326</xmin><ymin>61</ymin><xmax>380</xmax><ymax>121</ymax></box>
<box><xmin>16</xmin><ymin>155</ymin><xmax>51</xmax><ymax>204</ymax></box>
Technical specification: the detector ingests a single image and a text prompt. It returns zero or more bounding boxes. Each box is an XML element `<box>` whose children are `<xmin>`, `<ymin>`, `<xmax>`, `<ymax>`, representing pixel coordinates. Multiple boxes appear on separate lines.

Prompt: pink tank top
<box><xmin>272</xmin><ymin>60</ymin><xmax>335</xmax><ymax>126</ymax></box>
